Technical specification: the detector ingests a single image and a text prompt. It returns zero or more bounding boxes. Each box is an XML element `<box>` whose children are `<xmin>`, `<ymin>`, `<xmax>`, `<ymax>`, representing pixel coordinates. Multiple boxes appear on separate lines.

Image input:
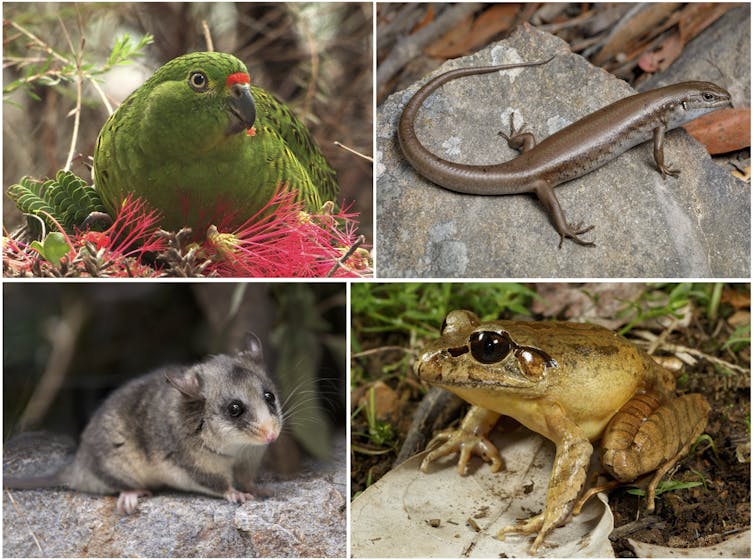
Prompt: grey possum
<box><xmin>4</xmin><ymin>333</ymin><xmax>282</xmax><ymax>514</ymax></box>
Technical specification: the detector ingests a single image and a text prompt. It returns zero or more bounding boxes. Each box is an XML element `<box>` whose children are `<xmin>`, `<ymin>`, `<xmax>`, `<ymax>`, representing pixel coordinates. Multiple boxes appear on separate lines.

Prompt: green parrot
<box><xmin>93</xmin><ymin>51</ymin><xmax>338</xmax><ymax>234</ymax></box>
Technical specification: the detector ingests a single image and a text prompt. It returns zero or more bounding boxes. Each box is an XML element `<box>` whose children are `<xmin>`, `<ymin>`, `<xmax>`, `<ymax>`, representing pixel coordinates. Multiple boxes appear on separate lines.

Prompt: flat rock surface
<box><xmin>376</xmin><ymin>24</ymin><xmax>750</xmax><ymax>278</ymax></box>
<box><xmin>3</xmin><ymin>432</ymin><xmax>346</xmax><ymax>557</ymax></box>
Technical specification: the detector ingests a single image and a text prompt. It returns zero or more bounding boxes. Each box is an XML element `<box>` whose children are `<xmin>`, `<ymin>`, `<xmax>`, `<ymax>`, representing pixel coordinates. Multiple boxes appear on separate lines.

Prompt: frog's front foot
<box><xmin>497</xmin><ymin>513</ymin><xmax>547</xmax><ymax>554</ymax></box>
<box><xmin>420</xmin><ymin>428</ymin><xmax>504</xmax><ymax>475</ymax></box>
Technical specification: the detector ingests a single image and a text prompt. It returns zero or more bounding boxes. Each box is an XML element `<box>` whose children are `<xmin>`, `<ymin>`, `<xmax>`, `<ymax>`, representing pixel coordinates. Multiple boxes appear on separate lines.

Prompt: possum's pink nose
<box><xmin>259</xmin><ymin>420</ymin><xmax>279</xmax><ymax>443</ymax></box>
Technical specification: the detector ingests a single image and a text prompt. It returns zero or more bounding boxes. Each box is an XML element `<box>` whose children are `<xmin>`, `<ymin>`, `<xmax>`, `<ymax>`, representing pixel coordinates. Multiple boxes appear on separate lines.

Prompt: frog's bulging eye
<box><xmin>469</xmin><ymin>331</ymin><xmax>513</xmax><ymax>364</ymax></box>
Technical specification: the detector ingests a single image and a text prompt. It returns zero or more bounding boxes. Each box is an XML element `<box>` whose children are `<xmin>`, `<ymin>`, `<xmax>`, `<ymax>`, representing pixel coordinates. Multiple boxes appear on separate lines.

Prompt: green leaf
<box><xmin>626</xmin><ymin>479</ymin><xmax>704</xmax><ymax>498</ymax></box>
<box><xmin>30</xmin><ymin>231</ymin><xmax>70</xmax><ymax>265</ymax></box>
<box><xmin>7</xmin><ymin>170</ymin><xmax>107</xmax><ymax>235</ymax></box>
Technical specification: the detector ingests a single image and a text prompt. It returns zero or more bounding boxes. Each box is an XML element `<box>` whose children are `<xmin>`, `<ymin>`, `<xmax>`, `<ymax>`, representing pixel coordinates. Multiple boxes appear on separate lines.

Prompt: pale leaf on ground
<box><xmin>627</xmin><ymin>529</ymin><xmax>750</xmax><ymax>557</ymax></box>
<box><xmin>351</xmin><ymin>425</ymin><xmax>614</xmax><ymax>558</ymax></box>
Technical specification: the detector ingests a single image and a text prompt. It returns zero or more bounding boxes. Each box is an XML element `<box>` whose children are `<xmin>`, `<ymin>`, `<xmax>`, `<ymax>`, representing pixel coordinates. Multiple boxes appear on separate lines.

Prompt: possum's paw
<box><xmin>116</xmin><ymin>490</ymin><xmax>152</xmax><ymax>514</ymax></box>
<box><xmin>224</xmin><ymin>488</ymin><xmax>255</xmax><ymax>504</ymax></box>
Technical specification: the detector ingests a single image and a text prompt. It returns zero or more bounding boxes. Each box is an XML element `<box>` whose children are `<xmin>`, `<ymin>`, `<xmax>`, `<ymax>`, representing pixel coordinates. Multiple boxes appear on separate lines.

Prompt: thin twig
<box><xmin>352</xmin><ymin>346</ymin><xmax>411</xmax><ymax>358</ymax></box>
<box><xmin>19</xmin><ymin>299</ymin><xmax>88</xmax><ymax>429</ymax></box>
<box><xmin>58</xmin><ymin>15</ymin><xmax>84</xmax><ymax>172</ymax></box>
<box><xmin>297</xmin><ymin>14</ymin><xmax>320</xmax><ymax>120</ymax></box>
<box><xmin>633</xmin><ymin>330</ymin><xmax>750</xmax><ymax>375</ymax></box>
<box><xmin>201</xmin><ymin>19</ymin><xmax>214</xmax><ymax>52</ymax></box>
<box><xmin>8</xmin><ymin>18</ymin><xmax>115</xmax><ymax>117</ymax></box>
<box><xmin>90</xmin><ymin>77</ymin><xmax>113</xmax><ymax>115</ymax></box>
<box><xmin>376</xmin><ymin>3</ymin><xmax>484</xmax><ymax>92</ymax></box>
<box><xmin>333</xmin><ymin>141</ymin><xmax>373</xmax><ymax>163</ymax></box>
<box><xmin>7</xmin><ymin>20</ymin><xmax>70</xmax><ymax>66</ymax></box>
<box><xmin>326</xmin><ymin>234</ymin><xmax>365</xmax><ymax>277</ymax></box>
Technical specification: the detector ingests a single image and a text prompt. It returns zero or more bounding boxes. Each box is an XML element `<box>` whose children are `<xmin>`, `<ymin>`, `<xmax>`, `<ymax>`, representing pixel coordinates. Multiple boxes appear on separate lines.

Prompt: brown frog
<box><xmin>417</xmin><ymin>310</ymin><xmax>710</xmax><ymax>554</ymax></box>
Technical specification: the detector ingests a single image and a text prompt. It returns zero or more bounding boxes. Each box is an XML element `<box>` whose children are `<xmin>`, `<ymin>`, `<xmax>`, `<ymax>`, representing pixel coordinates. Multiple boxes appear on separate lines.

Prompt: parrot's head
<box><xmin>137</xmin><ymin>52</ymin><xmax>257</xmax><ymax>154</ymax></box>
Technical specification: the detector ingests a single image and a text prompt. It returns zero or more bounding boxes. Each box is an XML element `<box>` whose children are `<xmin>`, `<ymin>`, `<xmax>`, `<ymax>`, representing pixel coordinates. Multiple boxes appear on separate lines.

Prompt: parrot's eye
<box><xmin>188</xmin><ymin>71</ymin><xmax>208</xmax><ymax>92</ymax></box>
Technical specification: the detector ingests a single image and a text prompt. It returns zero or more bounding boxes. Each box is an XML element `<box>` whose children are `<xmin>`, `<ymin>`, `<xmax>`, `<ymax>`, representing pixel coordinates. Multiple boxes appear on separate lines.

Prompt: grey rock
<box><xmin>376</xmin><ymin>24</ymin><xmax>750</xmax><ymax>278</ymax></box>
<box><xmin>3</xmin><ymin>433</ymin><xmax>346</xmax><ymax>557</ymax></box>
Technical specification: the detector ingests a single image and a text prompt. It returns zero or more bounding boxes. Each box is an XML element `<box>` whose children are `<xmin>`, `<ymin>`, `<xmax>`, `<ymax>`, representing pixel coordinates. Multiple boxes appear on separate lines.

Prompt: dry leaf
<box><xmin>728</xmin><ymin>310</ymin><xmax>751</xmax><ymax>328</ymax></box>
<box><xmin>412</xmin><ymin>4</ymin><xmax>435</xmax><ymax>33</ymax></box>
<box><xmin>595</xmin><ymin>3</ymin><xmax>681</xmax><ymax>65</ymax></box>
<box><xmin>426</xmin><ymin>4</ymin><xmax>518</xmax><ymax>59</ymax></box>
<box><xmin>637</xmin><ymin>30</ymin><xmax>682</xmax><ymax>72</ymax></box>
<box><xmin>722</xmin><ymin>286</ymin><xmax>751</xmax><ymax>309</ymax></box>
<box><xmin>627</xmin><ymin>530</ymin><xmax>751</xmax><ymax>557</ymax></box>
<box><xmin>678</xmin><ymin>3</ymin><xmax>737</xmax><ymax>43</ymax></box>
<box><xmin>683</xmin><ymin>108</ymin><xmax>751</xmax><ymax>154</ymax></box>
<box><xmin>357</xmin><ymin>380</ymin><xmax>401</xmax><ymax>421</ymax></box>
<box><xmin>351</xmin><ymin>425</ymin><xmax>615</xmax><ymax>557</ymax></box>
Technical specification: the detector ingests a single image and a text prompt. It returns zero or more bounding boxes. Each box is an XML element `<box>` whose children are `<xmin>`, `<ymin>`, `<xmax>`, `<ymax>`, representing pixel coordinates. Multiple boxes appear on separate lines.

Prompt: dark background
<box><xmin>4</xmin><ymin>282</ymin><xmax>347</xmax><ymax>471</ymax></box>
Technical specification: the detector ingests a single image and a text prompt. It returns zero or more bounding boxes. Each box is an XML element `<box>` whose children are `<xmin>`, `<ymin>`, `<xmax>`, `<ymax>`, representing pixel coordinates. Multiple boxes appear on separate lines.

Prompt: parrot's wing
<box><xmin>252</xmin><ymin>87</ymin><xmax>338</xmax><ymax>202</ymax></box>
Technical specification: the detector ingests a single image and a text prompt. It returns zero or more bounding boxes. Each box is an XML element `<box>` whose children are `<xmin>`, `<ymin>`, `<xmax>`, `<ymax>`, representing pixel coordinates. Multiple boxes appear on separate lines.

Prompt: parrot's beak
<box><xmin>227</xmin><ymin>82</ymin><xmax>256</xmax><ymax>135</ymax></box>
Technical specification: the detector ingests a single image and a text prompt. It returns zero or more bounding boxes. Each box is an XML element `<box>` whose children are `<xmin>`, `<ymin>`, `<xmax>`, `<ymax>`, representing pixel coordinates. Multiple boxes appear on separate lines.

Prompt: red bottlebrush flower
<box><xmin>202</xmin><ymin>187</ymin><xmax>371</xmax><ymax>278</ymax></box>
<box><xmin>81</xmin><ymin>230</ymin><xmax>111</xmax><ymax>251</ymax></box>
<box><xmin>3</xmin><ymin>195</ymin><xmax>166</xmax><ymax>277</ymax></box>
<box><xmin>92</xmin><ymin>194</ymin><xmax>166</xmax><ymax>258</ymax></box>
<box><xmin>3</xmin><ymin>190</ymin><xmax>371</xmax><ymax>278</ymax></box>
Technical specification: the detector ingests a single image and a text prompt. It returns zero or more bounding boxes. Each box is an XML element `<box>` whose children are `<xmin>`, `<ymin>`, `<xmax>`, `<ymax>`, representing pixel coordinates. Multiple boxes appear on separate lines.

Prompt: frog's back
<box><xmin>497</xmin><ymin>320</ymin><xmax>675</xmax><ymax>436</ymax></box>
<box><xmin>502</xmin><ymin>319</ymin><xmax>668</xmax><ymax>378</ymax></box>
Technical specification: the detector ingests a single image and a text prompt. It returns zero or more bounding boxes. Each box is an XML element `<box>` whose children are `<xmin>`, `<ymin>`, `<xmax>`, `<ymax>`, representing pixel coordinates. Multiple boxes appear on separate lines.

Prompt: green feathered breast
<box><xmin>94</xmin><ymin>51</ymin><xmax>338</xmax><ymax>234</ymax></box>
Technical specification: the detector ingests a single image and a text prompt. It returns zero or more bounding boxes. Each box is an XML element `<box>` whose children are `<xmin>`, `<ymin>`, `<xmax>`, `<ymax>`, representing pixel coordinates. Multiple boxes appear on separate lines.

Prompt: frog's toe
<box><xmin>497</xmin><ymin>512</ymin><xmax>544</xmax><ymax>538</ymax></box>
<box><xmin>478</xmin><ymin>439</ymin><xmax>504</xmax><ymax>472</ymax></box>
<box><xmin>421</xmin><ymin>431</ymin><xmax>503</xmax><ymax>475</ymax></box>
<box><xmin>498</xmin><ymin>513</ymin><xmax>546</xmax><ymax>553</ymax></box>
<box><xmin>457</xmin><ymin>445</ymin><xmax>474</xmax><ymax>475</ymax></box>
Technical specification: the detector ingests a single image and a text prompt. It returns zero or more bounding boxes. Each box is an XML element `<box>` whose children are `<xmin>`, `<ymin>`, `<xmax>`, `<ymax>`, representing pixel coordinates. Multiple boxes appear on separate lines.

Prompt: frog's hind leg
<box><xmin>600</xmin><ymin>392</ymin><xmax>710</xmax><ymax>511</ymax></box>
<box><xmin>572</xmin><ymin>478</ymin><xmax>621</xmax><ymax>515</ymax></box>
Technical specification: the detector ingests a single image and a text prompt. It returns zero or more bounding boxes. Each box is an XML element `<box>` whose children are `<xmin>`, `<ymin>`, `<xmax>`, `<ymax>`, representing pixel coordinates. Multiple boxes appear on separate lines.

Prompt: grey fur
<box><xmin>4</xmin><ymin>333</ymin><xmax>282</xmax><ymax>513</ymax></box>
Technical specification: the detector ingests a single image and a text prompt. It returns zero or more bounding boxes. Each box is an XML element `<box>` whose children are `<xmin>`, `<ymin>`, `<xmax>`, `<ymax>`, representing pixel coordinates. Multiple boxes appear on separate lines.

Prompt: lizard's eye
<box><xmin>189</xmin><ymin>71</ymin><xmax>208</xmax><ymax>92</ymax></box>
<box><xmin>469</xmin><ymin>331</ymin><xmax>513</xmax><ymax>364</ymax></box>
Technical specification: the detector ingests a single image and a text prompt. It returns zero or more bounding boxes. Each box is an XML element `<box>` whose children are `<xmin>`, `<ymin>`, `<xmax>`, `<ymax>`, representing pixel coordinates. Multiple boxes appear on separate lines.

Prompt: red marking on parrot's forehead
<box><xmin>226</xmin><ymin>72</ymin><xmax>250</xmax><ymax>88</ymax></box>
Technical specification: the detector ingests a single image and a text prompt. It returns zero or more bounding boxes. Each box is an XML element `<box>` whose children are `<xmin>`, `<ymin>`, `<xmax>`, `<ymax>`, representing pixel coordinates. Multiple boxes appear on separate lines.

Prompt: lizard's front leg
<box><xmin>652</xmin><ymin>125</ymin><xmax>680</xmax><ymax>178</ymax></box>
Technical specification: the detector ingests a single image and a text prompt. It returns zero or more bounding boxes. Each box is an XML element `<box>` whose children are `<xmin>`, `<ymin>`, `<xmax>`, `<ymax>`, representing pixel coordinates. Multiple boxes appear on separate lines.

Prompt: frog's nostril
<box><xmin>448</xmin><ymin>346</ymin><xmax>468</xmax><ymax>357</ymax></box>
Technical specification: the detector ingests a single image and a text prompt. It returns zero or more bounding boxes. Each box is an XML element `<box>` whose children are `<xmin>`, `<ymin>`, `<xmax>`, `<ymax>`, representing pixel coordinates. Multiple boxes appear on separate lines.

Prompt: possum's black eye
<box><xmin>263</xmin><ymin>391</ymin><xmax>275</xmax><ymax>405</ymax></box>
<box><xmin>227</xmin><ymin>400</ymin><xmax>246</xmax><ymax>418</ymax></box>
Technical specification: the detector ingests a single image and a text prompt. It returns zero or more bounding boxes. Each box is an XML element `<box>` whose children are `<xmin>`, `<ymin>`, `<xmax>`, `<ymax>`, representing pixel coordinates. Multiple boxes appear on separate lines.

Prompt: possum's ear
<box><xmin>242</xmin><ymin>332</ymin><xmax>264</xmax><ymax>362</ymax></box>
<box><xmin>164</xmin><ymin>370</ymin><xmax>203</xmax><ymax>400</ymax></box>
